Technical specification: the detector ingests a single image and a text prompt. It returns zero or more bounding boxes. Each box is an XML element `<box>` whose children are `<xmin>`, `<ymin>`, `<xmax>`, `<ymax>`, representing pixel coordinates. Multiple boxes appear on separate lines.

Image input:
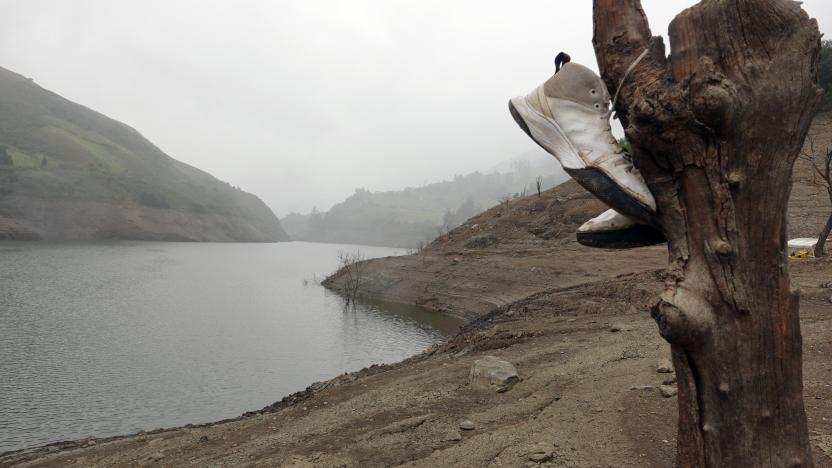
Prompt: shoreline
<box><xmin>5</xmin><ymin>265</ymin><xmax>832</xmax><ymax>467</ymax></box>
<box><xmin>0</xmin><ymin>355</ymin><xmax>412</xmax><ymax>460</ymax></box>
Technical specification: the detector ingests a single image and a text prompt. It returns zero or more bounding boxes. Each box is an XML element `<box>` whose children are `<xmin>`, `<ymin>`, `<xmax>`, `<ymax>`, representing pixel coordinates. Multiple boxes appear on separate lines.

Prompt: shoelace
<box><xmin>603</xmin><ymin>49</ymin><xmax>650</xmax><ymax>121</ymax></box>
<box><xmin>602</xmin><ymin>49</ymin><xmax>649</xmax><ymax>172</ymax></box>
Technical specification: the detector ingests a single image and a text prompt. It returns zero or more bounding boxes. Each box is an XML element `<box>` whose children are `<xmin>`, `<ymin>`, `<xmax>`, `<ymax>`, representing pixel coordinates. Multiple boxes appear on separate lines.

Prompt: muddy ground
<box><xmin>3</xmin><ymin>115</ymin><xmax>832</xmax><ymax>467</ymax></box>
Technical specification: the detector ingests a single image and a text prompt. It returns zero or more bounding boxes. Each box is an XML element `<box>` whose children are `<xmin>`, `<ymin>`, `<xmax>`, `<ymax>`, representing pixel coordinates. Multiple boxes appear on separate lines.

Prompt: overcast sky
<box><xmin>1</xmin><ymin>1</ymin><xmax>830</xmax><ymax>217</ymax></box>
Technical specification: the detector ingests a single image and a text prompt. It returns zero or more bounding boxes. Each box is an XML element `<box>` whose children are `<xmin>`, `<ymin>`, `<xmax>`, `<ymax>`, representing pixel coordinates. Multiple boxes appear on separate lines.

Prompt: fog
<box><xmin>1</xmin><ymin>1</ymin><xmax>830</xmax><ymax>216</ymax></box>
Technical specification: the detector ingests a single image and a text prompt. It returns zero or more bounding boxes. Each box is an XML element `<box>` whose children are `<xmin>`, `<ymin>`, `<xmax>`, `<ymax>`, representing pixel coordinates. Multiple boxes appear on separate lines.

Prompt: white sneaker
<box><xmin>509</xmin><ymin>55</ymin><xmax>658</xmax><ymax>228</ymax></box>
<box><xmin>576</xmin><ymin>209</ymin><xmax>665</xmax><ymax>249</ymax></box>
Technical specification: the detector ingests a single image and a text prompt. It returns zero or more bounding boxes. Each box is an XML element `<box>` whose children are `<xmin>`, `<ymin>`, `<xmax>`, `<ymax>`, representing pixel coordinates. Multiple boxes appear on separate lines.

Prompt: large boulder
<box><xmin>469</xmin><ymin>356</ymin><xmax>520</xmax><ymax>393</ymax></box>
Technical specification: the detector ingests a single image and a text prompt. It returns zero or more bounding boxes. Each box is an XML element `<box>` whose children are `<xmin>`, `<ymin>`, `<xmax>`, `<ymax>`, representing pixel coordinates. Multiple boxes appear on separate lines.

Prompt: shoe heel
<box><xmin>577</xmin><ymin>225</ymin><xmax>666</xmax><ymax>249</ymax></box>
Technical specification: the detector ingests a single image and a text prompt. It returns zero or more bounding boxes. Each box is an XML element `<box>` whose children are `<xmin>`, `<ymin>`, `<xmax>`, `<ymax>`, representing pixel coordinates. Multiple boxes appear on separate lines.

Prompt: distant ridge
<box><xmin>0</xmin><ymin>66</ymin><xmax>290</xmax><ymax>242</ymax></box>
<box><xmin>280</xmin><ymin>158</ymin><xmax>569</xmax><ymax>248</ymax></box>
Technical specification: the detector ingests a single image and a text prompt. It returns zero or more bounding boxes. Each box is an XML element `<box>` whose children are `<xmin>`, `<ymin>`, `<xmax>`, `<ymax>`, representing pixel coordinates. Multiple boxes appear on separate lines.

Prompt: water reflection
<box><xmin>343</xmin><ymin>298</ymin><xmax>462</xmax><ymax>337</ymax></box>
<box><xmin>0</xmin><ymin>241</ymin><xmax>462</xmax><ymax>451</ymax></box>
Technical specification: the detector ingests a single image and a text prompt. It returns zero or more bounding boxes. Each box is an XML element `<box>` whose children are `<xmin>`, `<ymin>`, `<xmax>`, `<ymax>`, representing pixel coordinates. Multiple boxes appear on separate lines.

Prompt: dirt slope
<box><xmin>323</xmin><ymin>113</ymin><xmax>832</xmax><ymax>322</ymax></box>
<box><xmin>323</xmin><ymin>179</ymin><xmax>668</xmax><ymax>322</ymax></box>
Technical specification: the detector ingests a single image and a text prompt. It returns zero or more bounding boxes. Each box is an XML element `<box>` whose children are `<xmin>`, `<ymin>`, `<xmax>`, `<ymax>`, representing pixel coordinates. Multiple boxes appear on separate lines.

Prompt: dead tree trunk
<box><xmin>816</xmin><ymin>215</ymin><xmax>832</xmax><ymax>257</ymax></box>
<box><xmin>592</xmin><ymin>1</ymin><xmax>823</xmax><ymax>466</ymax></box>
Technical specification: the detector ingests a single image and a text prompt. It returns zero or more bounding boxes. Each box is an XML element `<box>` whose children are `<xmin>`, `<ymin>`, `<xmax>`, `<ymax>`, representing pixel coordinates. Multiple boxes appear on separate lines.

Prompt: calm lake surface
<box><xmin>0</xmin><ymin>241</ymin><xmax>462</xmax><ymax>452</ymax></box>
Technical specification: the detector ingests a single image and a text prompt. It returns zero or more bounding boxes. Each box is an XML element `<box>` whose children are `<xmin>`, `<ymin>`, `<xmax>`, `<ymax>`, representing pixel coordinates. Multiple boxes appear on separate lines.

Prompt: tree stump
<box><xmin>592</xmin><ymin>0</ymin><xmax>824</xmax><ymax>466</ymax></box>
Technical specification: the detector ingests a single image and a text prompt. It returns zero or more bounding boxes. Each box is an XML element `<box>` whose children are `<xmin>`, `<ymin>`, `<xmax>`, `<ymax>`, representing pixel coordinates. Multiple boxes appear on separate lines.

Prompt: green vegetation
<box><xmin>281</xmin><ymin>161</ymin><xmax>568</xmax><ymax>248</ymax></box>
<box><xmin>616</xmin><ymin>138</ymin><xmax>632</xmax><ymax>154</ymax></box>
<box><xmin>0</xmin><ymin>65</ymin><xmax>288</xmax><ymax>241</ymax></box>
<box><xmin>138</xmin><ymin>192</ymin><xmax>170</xmax><ymax>209</ymax></box>
<box><xmin>820</xmin><ymin>39</ymin><xmax>832</xmax><ymax>113</ymax></box>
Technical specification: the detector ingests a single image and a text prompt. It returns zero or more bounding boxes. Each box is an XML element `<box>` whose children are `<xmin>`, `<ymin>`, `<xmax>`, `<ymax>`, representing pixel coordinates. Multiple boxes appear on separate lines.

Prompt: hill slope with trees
<box><xmin>280</xmin><ymin>157</ymin><xmax>569</xmax><ymax>248</ymax></box>
<box><xmin>0</xmin><ymin>66</ymin><xmax>290</xmax><ymax>242</ymax></box>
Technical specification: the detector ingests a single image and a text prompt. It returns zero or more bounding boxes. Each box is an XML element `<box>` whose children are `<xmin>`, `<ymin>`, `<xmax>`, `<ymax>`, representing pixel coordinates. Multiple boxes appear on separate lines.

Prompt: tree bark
<box><xmin>592</xmin><ymin>1</ymin><xmax>823</xmax><ymax>466</ymax></box>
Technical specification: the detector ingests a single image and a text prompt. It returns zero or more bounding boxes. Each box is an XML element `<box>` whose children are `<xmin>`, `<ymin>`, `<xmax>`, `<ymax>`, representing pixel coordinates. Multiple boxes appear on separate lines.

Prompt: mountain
<box><xmin>280</xmin><ymin>160</ymin><xmax>570</xmax><ymax>248</ymax></box>
<box><xmin>482</xmin><ymin>149</ymin><xmax>564</xmax><ymax>175</ymax></box>
<box><xmin>0</xmin><ymin>66</ymin><xmax>290</xmax><ymax>242</ymax></box>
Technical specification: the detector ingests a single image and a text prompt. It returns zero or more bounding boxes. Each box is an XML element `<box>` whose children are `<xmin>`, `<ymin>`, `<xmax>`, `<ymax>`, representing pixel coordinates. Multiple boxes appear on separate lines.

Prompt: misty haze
<box><xmin>2</xmin><ymin>1</ymin><xmax>832</xmax><ymax>467</ymax></box>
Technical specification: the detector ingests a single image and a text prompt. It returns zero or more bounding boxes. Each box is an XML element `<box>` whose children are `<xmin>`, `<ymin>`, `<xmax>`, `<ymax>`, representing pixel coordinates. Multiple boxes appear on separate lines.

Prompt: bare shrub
<box><xmin>335</xmin><ymin>249</ymin><xmax>370</xmax><ymax>303</ymax></box>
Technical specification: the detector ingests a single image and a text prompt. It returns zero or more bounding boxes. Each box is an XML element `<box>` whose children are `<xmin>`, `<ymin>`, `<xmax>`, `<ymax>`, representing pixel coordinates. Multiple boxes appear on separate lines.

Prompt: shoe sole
<box><xmin>564</xmin><ymin>167</ymin><xmax>660</xmax><ymax>229</ymax></box>
<box><xmin>577</xmin><ymin>224</ymin><xmax>666</xmax><ymax>249</ymax></box>
<box><xmin>508</xmin><ymin>98</ymin><xmax>660</xmax><ymax>229</ymax></box>
<box><xmin>508</xmin><ymin>99</ymin><xmax>533</xmax><ymax>139</ymax></box>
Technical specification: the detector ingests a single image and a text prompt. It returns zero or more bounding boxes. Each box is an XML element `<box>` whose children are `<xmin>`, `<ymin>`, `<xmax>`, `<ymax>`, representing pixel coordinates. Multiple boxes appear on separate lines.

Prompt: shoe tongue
<box><xmin>543</xmin><ymin>63</ymin><xmax>608</xmax><ymax>112</ymax></box>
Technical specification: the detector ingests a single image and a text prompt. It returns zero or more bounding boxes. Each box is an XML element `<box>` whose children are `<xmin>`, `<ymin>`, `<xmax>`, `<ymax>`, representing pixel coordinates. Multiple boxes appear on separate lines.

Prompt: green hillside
<box><xmin>281</xmin><ymin>163</ymin><xmax>569</xmax><ymax>248</ymax></box>
<box><xmin>0</xmin><ymin>66</ymin><xmax>289</xmax><ymax>242</ymax></box>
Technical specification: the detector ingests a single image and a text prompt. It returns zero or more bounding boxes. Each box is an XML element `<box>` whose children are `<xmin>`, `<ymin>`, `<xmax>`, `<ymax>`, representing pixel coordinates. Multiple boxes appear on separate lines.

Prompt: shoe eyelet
<box><xmin>591</xmin><ymin>89</ymin><xmax>597</xmax><ymax>95</ymax></box>
<box><xmin>594</xmin><ymin>104</ymin><xmax>601</xmax><ymax>109</ymax></box>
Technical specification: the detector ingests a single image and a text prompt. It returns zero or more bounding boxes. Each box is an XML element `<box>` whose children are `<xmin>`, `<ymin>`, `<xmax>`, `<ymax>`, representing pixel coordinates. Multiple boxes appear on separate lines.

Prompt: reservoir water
<box><xmin>0</xmin><ymin>241</ymin><xmax>463</xmax><ymax>452</ymax></box>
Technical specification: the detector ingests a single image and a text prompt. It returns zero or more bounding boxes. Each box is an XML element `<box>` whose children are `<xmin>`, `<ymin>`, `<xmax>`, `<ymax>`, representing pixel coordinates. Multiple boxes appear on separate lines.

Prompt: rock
<box><xmin>288</xmin><ymin>456</ymin><xmax>315</xmax><ymax>467</ymax></box>
<box><xmin>627</xmin><ymin>306</ymin><xmax>637</xmax><ymax>314</ymax></box>
<box><xmin>610</xmin><ymin>324</ymin><xmax>628</xmax><ymax>332</ymax></box>
<box><xmin>86</xmin><ymin>439</ymin><xmax>96</xmax><ymax>446</ymax></box>
<box><xmin>149</xmin><ymin>452</ymin><xmax>165</xmax><ymax>462</ymax></box>
<box><xmin>459</xmin><ymin>420</ymin><xmax>476</xmax><ymax>431</ymax></box>
<box><xmin>662</xmin><ymin>375</ymin><xmax>678</xmax><ymax>385</ymax></box>
<box><xmin>452</xmin><ymin>258</ymin><xmax>461</xmax><ymax>265</ymax></box>
<box><xmin>381</xmin><ymin>415</ymin><xmax>430</xmax><ymax>435</ymax></box>
<box><xmin>136</xmin><ymin>431</ymin><xmax>147</xmax><ymax>442</ymax></box>
<box><xmin>444</xmin><ymin>430</ymin><xmax>462</xmax><ymax>441</ymax></box>
<box><xmin>657</xmin><ymin>358</ymin><xmax>673</xmax><ymax>373</ymax></box>
<box><xmin>526</xmin><ymin>443</ymin><xmax>554</xmax><ymax>463</ymax></box>
<box><xmin>199</xmin><ymin>435</ymin><xmax>208</xmax><ymax>443</ymax></box>
<box><xmin>469</xmin><ymin>356</ymin><xmax>520</xmax><ymax>393</ymax></box>
<box><xmin>529</xmin><ymin>452</ymin><xmax>553</xmax><ymax>463</ymax></box>
<box><xmin>659</xmin><ymin>385</ymin><xmax>678</xmax><ymax>398</ymax></box>
<box><xmin>483</xmin><ymin>327</ymin><xmax>498</xmax><ymax>338</ymax></box>
<box><xmin>630</xmin><ymin>386</ymin><xmax>653</xmax><ymax>391</ymax></box>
